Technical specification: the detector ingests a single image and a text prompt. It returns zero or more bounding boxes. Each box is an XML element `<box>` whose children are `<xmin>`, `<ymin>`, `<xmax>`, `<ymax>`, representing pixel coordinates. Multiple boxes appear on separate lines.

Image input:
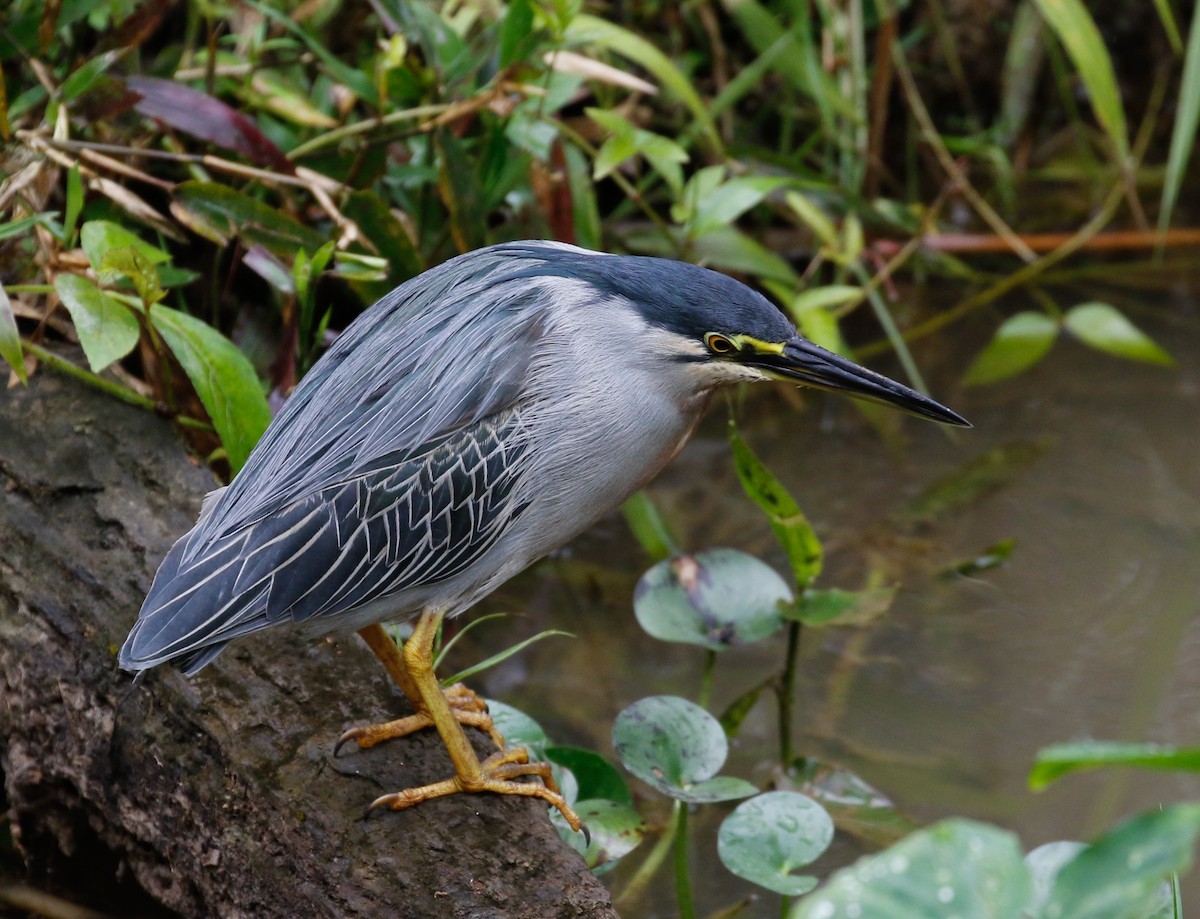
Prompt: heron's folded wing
<box><xmin>119</xmin><ymin>413</ymin><xmax>529</xmax><ymax>671</ymax></box>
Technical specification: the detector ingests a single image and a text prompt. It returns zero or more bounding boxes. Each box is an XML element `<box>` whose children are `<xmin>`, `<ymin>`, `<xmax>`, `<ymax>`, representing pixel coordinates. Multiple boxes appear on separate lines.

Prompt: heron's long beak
<box><xmin>750</xmin><ymin>336</ymin><xmax>971</xmax><ymax>427</ymax></box>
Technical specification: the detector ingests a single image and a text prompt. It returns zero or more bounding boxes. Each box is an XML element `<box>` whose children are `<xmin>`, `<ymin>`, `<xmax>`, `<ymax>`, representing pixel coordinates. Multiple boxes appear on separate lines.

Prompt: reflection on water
<box><xmin>456</xmin><ymin>287</ymin><xmax>1200</xmax><ymax>916</ymax></box>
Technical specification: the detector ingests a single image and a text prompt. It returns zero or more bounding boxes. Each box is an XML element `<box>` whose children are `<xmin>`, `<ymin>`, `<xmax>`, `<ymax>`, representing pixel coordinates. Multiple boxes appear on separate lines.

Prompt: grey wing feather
<box><xmin>120</xmin><ymin>244</ymin><xmax>562</xmax><ymax>673</ymax></box>
<box><xmin>121</xmin><ymin>412</ymin><xmax>531</xmax><ymax>672</ymax></box>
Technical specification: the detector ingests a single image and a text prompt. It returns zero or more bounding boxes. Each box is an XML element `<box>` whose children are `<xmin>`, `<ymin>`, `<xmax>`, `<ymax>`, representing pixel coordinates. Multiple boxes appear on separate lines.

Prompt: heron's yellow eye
<box><xmin>705</xmin><ymin>333</ymin><xmax>737</xmax><ymax>355</ymax></box>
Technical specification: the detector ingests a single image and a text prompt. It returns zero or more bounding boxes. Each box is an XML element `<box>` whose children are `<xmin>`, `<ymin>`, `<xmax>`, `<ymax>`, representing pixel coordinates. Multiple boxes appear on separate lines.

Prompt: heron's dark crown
<box><xmin>504</xmin><ymin>242</ymin><xmax>796</xmax><ymax>345</ymax></box>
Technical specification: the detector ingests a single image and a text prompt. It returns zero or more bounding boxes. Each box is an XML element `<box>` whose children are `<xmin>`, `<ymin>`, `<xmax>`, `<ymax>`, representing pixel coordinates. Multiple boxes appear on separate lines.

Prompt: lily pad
<box><xmin>554</xmin><ymin>799</ymin><xmax>645</xmax><ymax>873</ymax></box>
<box><xmin>612</xmin><ymin>695</ymin><xmax>757</xmax><ymax>803</ymax></box>
<box><xmin>718</xmin><ymin>791</ymin><xmax>834</xmax><ymax>896</ymax></box>
<box><xmin>792</xmin><ymin>819</ymin><xmax>1030</xmax><ymax>918</ymax></box>
<box><xmin>634</xmin><ymin>549</ymin><xmax>790</xmax><ymax>651</ymax></box>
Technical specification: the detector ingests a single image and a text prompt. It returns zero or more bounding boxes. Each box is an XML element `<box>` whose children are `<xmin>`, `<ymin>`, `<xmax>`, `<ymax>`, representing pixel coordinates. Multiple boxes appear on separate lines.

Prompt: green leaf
<box><xmin>441</xmin><ymin>629</ymin><xmax>571</xmax><ymax>685</ymax></box>
<box><xmin>792</xmin><ymin>819</ymin><xmax>1031</xmax><ymax>918</ymax></box>
<box><xmin>791</xmin><ymin>285</ymin><xmax>863</xmax><ymax>315</ymax></box>
<box><xmin>691</xmin><ymin>226</ymin><xmax>799</xmax><ymax>285</ymax></box>
<box><xmin>61</xmin><ymin>49</ymin><xmax>121</xmax><ymax>102</ymax></box>
<box><xmin>785</xmin><ymin>191</ymin><xmax>839</xmax><ymax>249</ymax></box>
<box><xmin>566</xmin><ymin>14</ymin><xmax>720</xmax><ymax>150</ymax></box>
<box><xmin>941</xmin><ymin>538</ymin><xmax>1016</xmax><ymax>578</ymax></box>
<box><xmin>172</xmin><ymin>182</ymin><xmax>326</xmax><ymax>260</ymax></box>
<box><xmin>684</xmin><ymin>175</ymin><xmax>789</xmax><ymax>239</ymax></box>
<box><xmin>719</xmin><ymin>792</ymin><xmax>834</xmax><ymax>896</ymax></box>
<box><xmin>962</xmin><ymin>311</ymin><xmax>1059</xmax><ymax>385</ymax></box>
<box><xmin>795</xmin><ymin>758</ymin><xmax>917</xmax><ymax>849</ymax></box>
<box><xmin>729</xmin><ymin>422</ymin><xmax>822</xmax><ymax>585</ymax></box>
<box><xmin>613</xmin><ymin>696</ymin><xmax>757</xmax><ymax>803</ymax></box>
<box><xmin>1063</xmin><ymin>303</ymin><xmax>1174</xmax><ymax>367</ymax></box>
<box><xmin>563</xmin><ymin>143</ymin><xmax>602</xmax><ymax>250</ymax></box>
<box><xmin>621</xmin><ymin>490</ymin><xmax>678</xmax><ymax>561</ymax></box>
<box><xmin>1157</xmin><ymin>0</ymin><xmax>1200</xmax><ymax>238</ymax></box>
<box><xmin>554</xmin><ymin>799</ymin><xmax>645</xmax><ymax>873</ymax></box>
<box><xmin>101</xmin><ymin>247</ymin><xmax>166</xmax><ymax>306</ymax></box>
<box><xmin>1029</xmin><ymin>741</ymin><xmax>1200</xmax><ymax>791</ymax></box>
<box><xmin>718</xmin><ymin>678</ymin><xmax>770</xmax><ymax>738</ymax></box>
<box><xmin>0</xmin><ymin>214</ymin><xmax>56</xmax><ymax>242</ymax></box>
<box><xmin>593</xmin><ymin>132</ymin><xmax>639</xmax><ymax>180</ymax></box>
<box><xmin>499</xmin><ymin>0</ymin><xmax>536</xmax><ymax>68</ymax></box>
<box><xmin>485</xmin><ymin>700</ymin><xmax>550</xmax><ymax>758</ymax></box>
<box><xmin>0</xmin><ymin>281</ymin><xmax>27</xmax><ymax>383</ymax></box>
<box><xmin>80</xmin><ymin>220</ymin><xmax>170</xmax><ymax>277</ymax></box>
<box><xmin>240</xmin><ymin>0</ymin><xmax>377</xmax><ymax>103</ymax></box>
<box><xmin>1027</xmin><ymin>841</ymin><xmax>1088</xmax><ymax>915</ymax></box>
<box><xmin>149</xmin><ymin>306</ymin><xmax>271</xmax><ymax>473</ymax></box>
<box><xmin>788</xmin><ymin>587</ymin><xmax>896</xmax><ymax>628</ymax></box>
<box><xmin>342</xmin><ymin>191</ymin><xmax>423</xmax><ymax>290</ymax></box>
<box><xmin>1030</xmin><ymin>0</ymin><xmax>1128</xmax><ymax>160</ymax></box>
<box><xmin>546</xmin><ymin>746</ymin><xmax>631</xmax><ymax>805</ymax></box>
<box><xmin>63</xmin><ymin>165</ymin><xmax>83</xmax><ymax>245</ymax></box>
<box><xmin>53</xmin><ymin>274</ymin><xmax>141</xmax><ymax>373</ymax></box>
<box><xmin>587</xmin><ymin>108</ymin><xmax>687</xmax><ymax>191</ymax></box>
<box><xmin>1042</xmin><ymin>805</ymin><xmax>1200</xmax><ymax>919</ymax></box>
<box><xmin>633</xmin><ymin>549</ymin><xmax>790</xmax><ymax>651</ymax></box>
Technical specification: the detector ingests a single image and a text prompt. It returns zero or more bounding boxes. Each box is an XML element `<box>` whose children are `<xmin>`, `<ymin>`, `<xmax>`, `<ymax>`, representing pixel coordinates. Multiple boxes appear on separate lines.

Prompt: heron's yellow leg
<box><xmin>345</xmin><ymin>613</ymin><xmax>583</xmax><ymax>833</ymax></box>
<box><xmin>336</xmin><ymin>624</ymin><xmax>503</xmax><ymax>751</ymax></box>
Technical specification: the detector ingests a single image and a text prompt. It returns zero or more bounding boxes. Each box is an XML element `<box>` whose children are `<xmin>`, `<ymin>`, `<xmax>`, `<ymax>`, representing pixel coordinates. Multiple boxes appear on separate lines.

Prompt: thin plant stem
<box><xmin>674</xmin><ymin>800</ymin><xmax>696</xmax><ymax>919</ymax></box>
<box><xmin>699</xmin><ymin>649</ymin><xmax>716</xmax><ymax>709</ymax></box>
<box><xmin>23</xmin><ymin>342</ymin><xmax>213</xmax><ymax>432</ymax></box>
<box><xmin>26</xmin><ymin>342</ymin><xmax>155</xmax><ymax>409</ymax></box>
<box><xmin>778</xmin><ymin>620</ymin><xmax>802</xmax><ymax>769</ymax></box>
<box><xmin>614</xmin><ymin>802</ymin><xmax>681</xmax><ymax>909</ymax></box>
<box><xmin>857</xmin><ymin>179</ymin><xmax>1125</xmax><ymax>358</ymax></box>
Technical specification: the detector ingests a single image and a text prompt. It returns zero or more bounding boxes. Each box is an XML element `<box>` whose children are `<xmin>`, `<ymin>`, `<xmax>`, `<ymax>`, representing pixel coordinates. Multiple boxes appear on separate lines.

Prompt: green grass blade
<box><xmin>1150</xmin><ymin>0</ymin><xmax>1183</xmax><ymax>54</ymax></box>
<box><xmin>1157</xmin><ymin>1</ymin><xmax>1200</xmax><ymax>241</ymax></box>
<box><xmin>1031</xmin><ymin>0</ymin><xmax>1128</xmax><ymax>160</ymax></box>
<box><xmin>441</xmin><ymin>630</ymin><xmax>572</xmax><ymax>686</ymax></box>
<box><xmin>0</xmin><ymin>281</ymin><xmax>26</xmax><ymax>383</ymax></box>
<box><xmin>565</xmin><ymin>14</ymin><xmax>721</xmax><ymax>152</ymax></box>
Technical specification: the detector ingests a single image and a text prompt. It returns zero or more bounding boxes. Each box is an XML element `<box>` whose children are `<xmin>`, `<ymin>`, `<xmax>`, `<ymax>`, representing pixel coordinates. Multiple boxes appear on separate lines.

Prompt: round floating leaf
<box><xmin>718</xmin><ymin>792</ymin><xmax>834</xmax><ymax>896</ymax></box>
<box><xmin>1064</xmin><ymin>302</ymin><xmax>1174</xmax><ymax>366</ymax></box>
<box><xmin>634</xmin><ymin>549</ymin><xmax>790</xmax><ymax>651</ymax></box>
<box><xmin>612</xmin><ymin>696</ymin><xmax>757</xmax><ymax>803</ymax></box>
<box><xmin>553</xmin><ymin>799</ymin><xmax>646</xmax><ymax>873</ymax></box>
<box><xmin>963</xmin><ymin>311</ymin><xmax>1059</xmax><ymax>386</ymax></box>
<box><xmin>792</xmin><ymin>819</ymin><xmax>1030</xmax><ymax>918</ymax></box>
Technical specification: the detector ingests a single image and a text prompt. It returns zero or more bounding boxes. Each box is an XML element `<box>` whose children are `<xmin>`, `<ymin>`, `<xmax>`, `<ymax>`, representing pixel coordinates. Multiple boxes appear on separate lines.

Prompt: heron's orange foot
<box><xmin>334</xmin><ymin>684</ymin><xmax>505</xmax><ymax>755</ymax></box>
<box><xmin>367</xmin><ymin>747</ymin><xmax>584</xmax><ymax>834</ymax></box>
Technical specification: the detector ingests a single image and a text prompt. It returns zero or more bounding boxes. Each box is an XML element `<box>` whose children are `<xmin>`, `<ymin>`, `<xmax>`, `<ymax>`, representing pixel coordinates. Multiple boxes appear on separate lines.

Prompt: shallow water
<box><xmin>457</xmin><ymin>280</ymin><xmax>1200</xmax><ymax>916</ymax></box>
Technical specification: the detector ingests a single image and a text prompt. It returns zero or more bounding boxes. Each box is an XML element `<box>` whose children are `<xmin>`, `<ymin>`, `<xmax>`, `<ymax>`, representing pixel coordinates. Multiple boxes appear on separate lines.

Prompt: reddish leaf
<box><xmin>126</xmin><ymin>75</ymin><xmax>294</xmax><ymax>174</ymax></box>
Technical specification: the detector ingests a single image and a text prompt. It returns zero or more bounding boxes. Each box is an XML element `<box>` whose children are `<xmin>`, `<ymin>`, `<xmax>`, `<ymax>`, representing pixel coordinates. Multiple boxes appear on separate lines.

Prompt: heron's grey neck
<box><xmin>495</xmin><ymin>279</ymin><xmax>711</xmax><ymax>565</ymax></box>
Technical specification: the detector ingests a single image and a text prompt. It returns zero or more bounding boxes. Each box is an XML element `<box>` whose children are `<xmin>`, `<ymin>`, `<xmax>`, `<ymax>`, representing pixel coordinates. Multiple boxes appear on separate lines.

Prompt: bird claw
<box><xmin>335</xmin><ymin>686</ymin><xmax>506</xmax><ymax>755</ymax></box>
<box><xmin>365</xmin><ymin>747</ymin><xmax>586</xmax><ymax>834</ymax></box>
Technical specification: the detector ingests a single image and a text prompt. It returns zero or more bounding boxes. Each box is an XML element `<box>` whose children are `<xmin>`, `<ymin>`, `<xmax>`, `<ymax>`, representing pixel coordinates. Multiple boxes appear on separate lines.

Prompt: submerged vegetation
<box><xmin>2</xmin><ymin>0</ymin><xmax>1199</xmax><ymax>915</ymax></box>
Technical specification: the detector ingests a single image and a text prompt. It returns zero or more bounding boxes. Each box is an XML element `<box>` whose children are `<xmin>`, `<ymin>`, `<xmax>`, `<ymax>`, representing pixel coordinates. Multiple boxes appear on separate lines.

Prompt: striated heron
<box><xmin>120</xmin><ymin>240</ymin><xmax>968</xmax><ymax>831</ymax></box>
